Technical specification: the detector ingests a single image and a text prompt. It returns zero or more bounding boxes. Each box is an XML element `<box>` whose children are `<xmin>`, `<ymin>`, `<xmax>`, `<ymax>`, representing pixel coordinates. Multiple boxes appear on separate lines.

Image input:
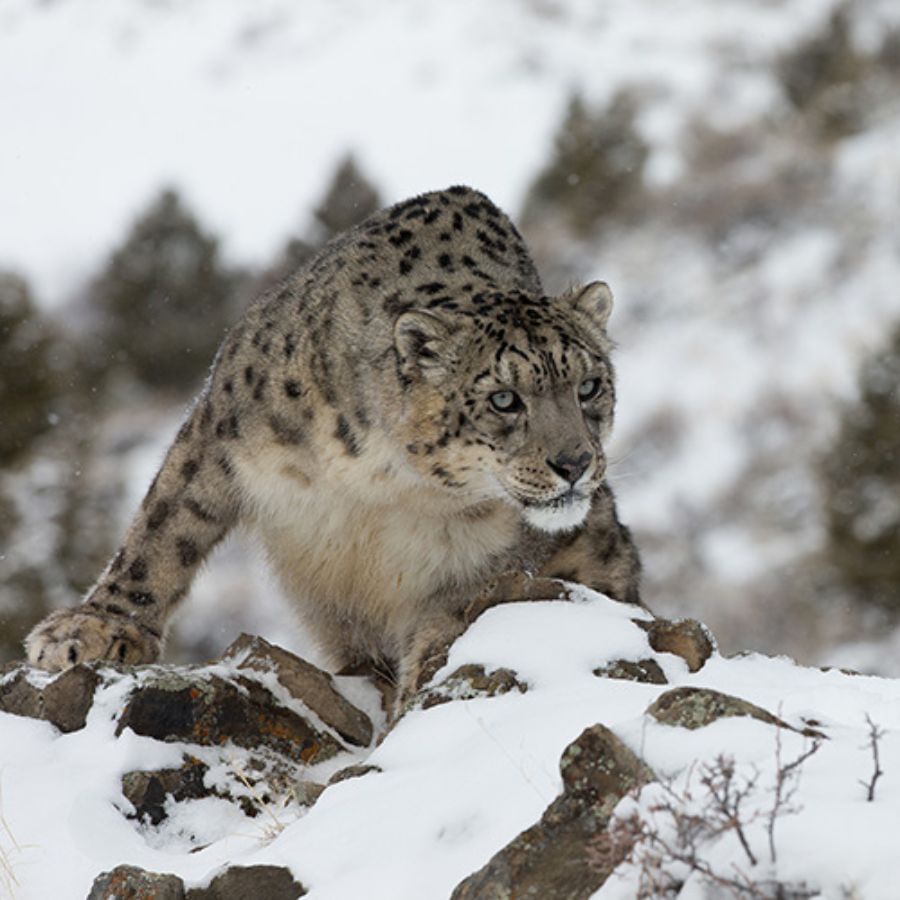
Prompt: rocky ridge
<box><xmin>3</xmin><ymin>583</ymin><xmax>727</xmax><ymax>899</ymax></box>
<box><xmin>1</xmin><ymin>583</ymin><xmax>891</xmax><ymax>898</ymax></box>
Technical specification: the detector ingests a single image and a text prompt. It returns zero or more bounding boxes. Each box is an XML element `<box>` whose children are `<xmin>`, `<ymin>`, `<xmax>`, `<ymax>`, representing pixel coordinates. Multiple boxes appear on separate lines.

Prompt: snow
<box><xmin>2</xmin><ymin>590</ymin><xmax>899</xmax><ymax>898</ymax></box>
<box><xmin>3</xmin><ymin>0</ymin><xmax>900</xmax><ymax>894</ymax></box>
<box><xmin>3</xmin><ymin>0</ymin><xmax>880</xmax><ymax>307</ymax></box>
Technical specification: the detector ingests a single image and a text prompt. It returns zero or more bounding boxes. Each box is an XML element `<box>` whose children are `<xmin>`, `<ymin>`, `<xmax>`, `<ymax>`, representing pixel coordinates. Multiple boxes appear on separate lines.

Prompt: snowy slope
<box><xmin>2</xmin><ymin>591</ymin><xmax>898</xmax><ymax>899</ymax></box>
<box><xmin>2</xmin><ymin>3</ymin><xmax>900</xmax><ymax>892</ymax></box>
<box><xmin>2</xmin><ymin>0</ymin><xmax>885</xmax><ymax>305</ymax></box>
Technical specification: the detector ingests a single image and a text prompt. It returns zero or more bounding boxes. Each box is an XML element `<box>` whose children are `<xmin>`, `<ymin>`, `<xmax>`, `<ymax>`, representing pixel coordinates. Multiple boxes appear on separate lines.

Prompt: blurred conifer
<box><xmin>91</xmin><ymin>188</ymin><xmax>236</xmax><ymax>392</ymax></box>
<box><xmin>521</xmin><ymin>90</ymin><xmax>648</xmax><ymax>237</ymax></box>
<box><xmin>821</xmin><ymin>325</ymin><xmax>900</xmax><ymax>610</ymax></box>
<box><xmin>255</xmin><ymin>154</ymin><xmax>381</xmax><ymax>294</ymax></box>
<box><xmin>0</xmin><ymin>271</ymin><xmax>59</xmax><ymax>466</ymax></box>
<box><xmin>777</xmin><ymin>5</ymin><xmax>867</xmax><ymax>140</ymax></box>
<box><xmin>313</xmin><ymin>153</ymin><xmax>382</xmax><ymax>242</ymax></box>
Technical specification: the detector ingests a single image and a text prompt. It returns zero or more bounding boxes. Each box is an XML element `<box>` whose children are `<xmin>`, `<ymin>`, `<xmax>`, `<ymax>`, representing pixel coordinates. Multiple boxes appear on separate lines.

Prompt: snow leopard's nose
<box><xmin>547</xmin><ymin>450</ymin><xmax>592</xmax><ymax>485</ymax></box>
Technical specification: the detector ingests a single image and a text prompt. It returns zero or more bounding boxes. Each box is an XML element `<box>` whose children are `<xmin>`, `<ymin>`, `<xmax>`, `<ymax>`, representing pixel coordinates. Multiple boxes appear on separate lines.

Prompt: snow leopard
<box><xmin>26</xmin><ymin>186</ymin><xmax>642</xmax><ymax>707</ymax></box>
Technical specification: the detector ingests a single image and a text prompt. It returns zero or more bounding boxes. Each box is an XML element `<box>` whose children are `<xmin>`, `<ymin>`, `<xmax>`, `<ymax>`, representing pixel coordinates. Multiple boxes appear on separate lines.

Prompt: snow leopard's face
<box><xmin>395</xmin><ymin>284</ymin><xmax>616</xmax><ymax>532</ymax></box>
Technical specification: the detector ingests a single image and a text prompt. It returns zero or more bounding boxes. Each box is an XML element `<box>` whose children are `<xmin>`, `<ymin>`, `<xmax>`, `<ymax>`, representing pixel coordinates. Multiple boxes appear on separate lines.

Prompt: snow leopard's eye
<box><xmin>577</xmin><ymin>378</ymin><xmax>602</xmax><ymax>402</ymax></box>
<box><xmin>489</xmin><ymin>390</ymin><xmax>524</xmax><ymax>413</ymax></box>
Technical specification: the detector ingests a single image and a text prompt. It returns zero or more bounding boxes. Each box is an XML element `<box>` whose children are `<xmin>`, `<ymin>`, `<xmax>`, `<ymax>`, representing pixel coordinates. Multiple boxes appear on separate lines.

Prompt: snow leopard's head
<box><xmin>395</xmin><ymin>282</ymin><xmax>616</xmax><ymax>532</ymax></box>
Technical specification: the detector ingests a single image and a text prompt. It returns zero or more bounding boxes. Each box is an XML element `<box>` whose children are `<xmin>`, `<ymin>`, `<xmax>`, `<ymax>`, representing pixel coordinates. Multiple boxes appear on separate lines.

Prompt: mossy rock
<box><xmin>647</xmin><ymin>687</ymin><xmax>823</xmax><ymax>738</ymax></box>
<box><xmin>419</xmin><ymin>663</ymin><xmax>528</xmax><ymax>710</ymax></box>
<box><xmin>116</xmin><ymin>671</ymin><xmax>344</xmax><ymax>763</ymax></box>
<box><xmin>593</xmin><ymin>658</ymin><xmax>667</xmax><ymax>684</ymax></box>
<box><xmin>451</xmin><ymin>724</ymin><xmax>654</xmax><ymax>899</ymax></box>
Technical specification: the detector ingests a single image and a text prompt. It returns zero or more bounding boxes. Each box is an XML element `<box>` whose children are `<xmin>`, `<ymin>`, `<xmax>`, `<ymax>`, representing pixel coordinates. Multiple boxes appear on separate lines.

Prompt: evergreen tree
<box><xmin>522</xmin><ymin>90</ymin><xmax>648</xmax><ymax>237</ymax></box>
<box><xmin>92</xmin><ymin>188</ymin><xmax>236</xmax><ymax>392</ymax></box>
<box><xmin>256</xmin><ymin>154</ymin><xmax>382</xmax><ymax>293</ymax></box>
<box><xmin>821</xmin><ymin>325</ymin><xmax>900</xmax><ymax>610</ymax></box>
<box><xmin>0</xmin><ymin>272</ymin><xmax>59</xmax><ymax>466</ymax></box>
<box><xmin>777</xmin><ymin>5</ymin><xmax>867</xmax><ymax>140</ymax></box>
<box><xmin>312</xmin><ymin>154</ymin><xmax>382</xmax><ymax>242</ymax></box>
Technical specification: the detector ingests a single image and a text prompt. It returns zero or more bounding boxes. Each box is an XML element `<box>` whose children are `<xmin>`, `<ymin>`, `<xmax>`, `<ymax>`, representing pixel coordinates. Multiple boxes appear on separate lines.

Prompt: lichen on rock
<box><xmin>116</xmin><ymin>670</ymin><xmax>345</xmax><ymax>764</ymax></box>
<box><xmin>418</xmin><ymin>663</ymin><xmax>529</xmax><ymax>710</ymax></box>
<box><xmin>647</xmin><ymin>685</ymin><xmax>825</xmax><ymax>738</ymax></box>
<box><xmin>221</xmin><ymin>633</ymin><xmax>373</xmax><ymax>747</ymax></box>
<box><xmin>87</xmin><ymin>864</ymin><xmax>186</xmax><ymax>900</ymax></box>
<box><xmin>593</xmin><ymin>657</ymin><xmax>667</xmax><ymax>684</ymax></box>
<box><xmin>451</xmin><ymin>723</ymin><xmax>654</xmax><ymax>899</ymax></box>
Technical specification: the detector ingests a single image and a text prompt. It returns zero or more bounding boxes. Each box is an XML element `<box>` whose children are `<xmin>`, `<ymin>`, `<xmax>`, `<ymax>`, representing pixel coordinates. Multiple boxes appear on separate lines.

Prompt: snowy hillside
<box><xmin>2</xmin><ymin>0</ymin><xmax>896</xmax><ymax>305</ymax></box>
<box><xmin>2</xmin><ymin>590</ymin><xmax>898</xmax><ymax>899</ymax></box>
<box><xmin>1</xmin><ymin>3</ymin><xmax>900</xmax><ymax>894</ymax></box>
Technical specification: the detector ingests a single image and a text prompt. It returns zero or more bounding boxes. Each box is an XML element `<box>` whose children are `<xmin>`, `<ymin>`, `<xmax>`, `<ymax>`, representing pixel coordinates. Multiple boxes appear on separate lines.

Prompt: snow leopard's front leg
<box><xmin>393</xmin><ymin>575</ymin><xmax>573</xmax><ymax>719</ymax></box>
<box><xmin>26</xmin><ymin>392</ymin><xmax>243</xmax><ymax>670</ymax></box>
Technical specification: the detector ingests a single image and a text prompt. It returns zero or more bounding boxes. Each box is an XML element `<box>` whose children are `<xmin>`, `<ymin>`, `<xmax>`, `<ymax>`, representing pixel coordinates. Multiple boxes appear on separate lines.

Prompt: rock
<box><xmin>87</xmin><ymin>863</ymin><xmax>306</xmax><ymax>900</ymax></box>
<box><xmin>122</xmin><ymin>757</ymin><xmax>214</xmax><ymax>825</ymax></box>
<box><xmin>222</xmin><ymin>634</ymin><xmax>373</xmax><ymax>747</ymax></box>
<box><xmin>0</xmin><ymin>666</ymin><xmax>46</xmax><ymax>723</ymax></box>
<box><xmin>327</xmin><ymin>763</ymin><xmax>382</xmax><ymax>786</ymax></box>
<box><xmin>0</xmin><ymin>663</ymin><xmax>100</xmax><ymax>733</ymax></box>
<box><xmin>115</xmin><ymin>659</ymin><xmax>346</xmax><ymax>827</ymax></box>
<box><xmin>3</xmin><ymin>640</ymin><xmax>371</xmax><ymax>835</ymax></box>
<box><xmin>593</xmin><ymin>658</ymin><xmax>667</xmax><ymax>684</ymax></box>
<box><xmin>42</xmin><ymin>665</ymin><xmax>103</xmax><ymax>731</ymax></box>
<box><xmin>116</xmin><ymin>671</ymin><xmax>344</xmax><ymax>764</ymax></box>
<box><xmin>635</xmin><ymin>617</ymin><xmax>715</xmax><ymax>673</ymax></box>
<box><xmin>451</xmin><ymin>724</ymin><xmax>654</xmax><ymax>899</ymax></box>
<box><xmin>87</xmin><ymin>864</ymin><xmax>185</xmax><ymax>899</ymax></box>
<box><xmin>292</xmin><ymin>779</ymin><xmax>327</xmax><ymax>806</ymax></box>
<box><xmin>647</xmin><ymin>686</ymin><xmax>825</xmax><ymax>738</ymax></box>
<box><xmin>419</xmin><ymin>664</ymin><xmax>528</xmax><ymax>710</ymax></box>
<box><xmin>186</xmin><ymin>864</ymin><xmax>306</xmax><ymax>899</ymax></box>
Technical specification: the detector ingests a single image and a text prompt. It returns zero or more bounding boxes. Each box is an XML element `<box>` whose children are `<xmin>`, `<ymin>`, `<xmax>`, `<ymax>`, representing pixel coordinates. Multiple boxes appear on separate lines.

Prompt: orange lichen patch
<box><xmin>116</xmin><ymin>675</ymin><xmax>345</xmax><ymax>762</ymax></box>
<box><xmin>299</xmin><ymin>740</ymin><xmax>320</xmax><ymax>763</ymax></box>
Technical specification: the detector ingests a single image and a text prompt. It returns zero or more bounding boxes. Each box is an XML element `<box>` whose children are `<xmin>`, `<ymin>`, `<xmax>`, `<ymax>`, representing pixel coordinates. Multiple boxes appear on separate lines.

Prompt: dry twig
<box><xmin>859</xmin><ymin>714</ymin><xmax>885</xmax><ymax>802</ymax></box>
<box><xmin>0</xmin><ymin>781</ymin><xmax>21</xmax><ymax>894</ymax></box>
<box><xmin>602</xmin><ymin>753</ymin><xmax>821</xmax><ymax>899</ymax></box>
<box><xmin>768</xmin><ymin>724</ymin><xmax>822</xmax><ymax>864</ymax></box>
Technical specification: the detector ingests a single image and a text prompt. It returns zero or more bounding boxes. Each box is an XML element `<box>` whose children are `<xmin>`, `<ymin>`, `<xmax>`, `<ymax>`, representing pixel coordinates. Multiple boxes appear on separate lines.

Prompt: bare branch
<box><xmin>859</xmin><ymin>714</ymin><xmax>885</xmax><ymax>803</ymax></box>
<box><xmin>769</xmin><ymin>723</ymin><xmax>823</xmax><ymax>864</ymax></box>
<box><xmin>607</xmin><ymin>752</ymin><xmax>821</xmax><ymax>899</ymax></box>
<box><xmin>699</xmin><ymin>754</ymin><xmax>760</xmax><ymax>867</ymax></box>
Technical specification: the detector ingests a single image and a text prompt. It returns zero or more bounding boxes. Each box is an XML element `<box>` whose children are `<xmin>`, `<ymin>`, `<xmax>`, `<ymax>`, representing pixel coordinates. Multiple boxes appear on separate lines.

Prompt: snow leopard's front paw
<box><xmin>393</xmin><ymin>613</ymin><xmax>467</xmax><ymax>722</ymax></box>
<box><xmin>25</xmin><ymin>605</ymin><xmax>161</xmax><ymax>671</ymax></box>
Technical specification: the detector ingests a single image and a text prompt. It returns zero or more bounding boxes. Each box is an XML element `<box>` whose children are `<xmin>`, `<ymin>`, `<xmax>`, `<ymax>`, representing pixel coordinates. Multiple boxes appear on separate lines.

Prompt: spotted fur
<box><xmin>25</xmin><ymin>187</ymin><xmax>641</xmax><ymax>700</ymax></box>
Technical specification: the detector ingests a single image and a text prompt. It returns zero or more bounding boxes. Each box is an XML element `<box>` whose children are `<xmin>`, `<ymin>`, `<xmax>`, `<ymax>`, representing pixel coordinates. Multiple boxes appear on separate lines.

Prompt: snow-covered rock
<box><xmin>1</xmin><ymin>587</ymin><xmax>898</xmax><ymax>898</ymax></box>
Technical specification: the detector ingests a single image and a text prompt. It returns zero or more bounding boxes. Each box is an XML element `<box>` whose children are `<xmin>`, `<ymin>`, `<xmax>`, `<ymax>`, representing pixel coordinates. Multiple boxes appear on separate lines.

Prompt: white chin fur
<box><xmin>522</xmin><ymin>495</ymin><xmax>591</xmax><ymax>533</ymax></box>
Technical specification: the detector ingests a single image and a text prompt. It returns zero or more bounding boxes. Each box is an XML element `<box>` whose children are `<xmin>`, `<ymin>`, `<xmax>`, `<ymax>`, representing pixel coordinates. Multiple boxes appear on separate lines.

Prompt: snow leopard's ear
<box><xmin>394</xmin><ymin>310</ymin><xmax>459</xmax><ymax>381</ymax></box>
<box><xmin>564</xmin><ymin>281</ymin><xmax>614</xmax><ymax>330</ymax></box>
